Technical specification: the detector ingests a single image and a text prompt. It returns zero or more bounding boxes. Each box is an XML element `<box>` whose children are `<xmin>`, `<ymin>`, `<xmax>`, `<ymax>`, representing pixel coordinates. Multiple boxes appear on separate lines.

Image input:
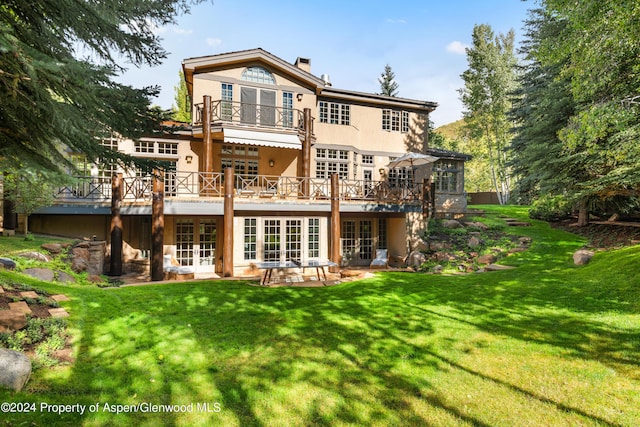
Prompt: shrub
<box><xmin>529</xmin><ymin>194</ymin><xmax>572</xmax><ymax>221</ymax></box>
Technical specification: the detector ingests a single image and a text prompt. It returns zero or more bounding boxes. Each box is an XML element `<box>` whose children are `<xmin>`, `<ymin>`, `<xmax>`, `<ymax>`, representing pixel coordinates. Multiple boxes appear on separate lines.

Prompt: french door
<box><xmin>176</xmin><ymin>218</ymin><xmax>217</xmax><ymax>274</ymax></box>
<box><xmin>342</xmin><ymin>219</ymin><xmax>373</xmax><ymax>266</ymax></box>
<box><xmin>263</xmin><ymin>219</ymin><xmax>302</xmax><ymax>263</ymax></box>
<box><xmin>240</xmin><ymin>87</ymin><xmax>276</xmax><ymax>126</ymax></box>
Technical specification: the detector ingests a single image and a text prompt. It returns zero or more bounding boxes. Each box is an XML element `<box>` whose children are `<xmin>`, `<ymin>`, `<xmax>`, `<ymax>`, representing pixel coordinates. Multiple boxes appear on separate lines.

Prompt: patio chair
<box><xmin>370</xmin><ymin>249</ymin><xmax>389</xmax><ymax>269</ymax></box>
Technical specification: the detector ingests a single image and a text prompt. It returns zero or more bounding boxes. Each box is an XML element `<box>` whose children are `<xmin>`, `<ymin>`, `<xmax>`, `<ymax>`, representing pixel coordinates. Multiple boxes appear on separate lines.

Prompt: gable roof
<box><xmin>182</xmin><ymin>48</ymin><xmax>438</xmax><ymax>112</ymax></box>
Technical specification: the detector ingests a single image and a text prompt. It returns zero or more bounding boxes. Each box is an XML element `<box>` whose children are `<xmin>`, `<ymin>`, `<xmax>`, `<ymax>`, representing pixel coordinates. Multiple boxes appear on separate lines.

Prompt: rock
<box><xmin>71</xmin><ymin>246</ymin><xmax>90</xmax><ymax>273</ymax></box>
<box><xmin>0</xmin><ymin>349</ymin><xmax>32</xmax><ymax>392</ymax></box>
<box><xmin>0</xmin><ymin>257</ymin><xmax>16</xmax><ymax>270</ymax></box>
<box><xmin>508</xmin><ymin>247</ymin><xmax>528</xmax><ymax>254</ymax></box>
<box><xmin>519</xmin><ymin>236</ymin><xmax>532</xmax><ymax>245</ymax></box>
<box><xmin>466</xmin><ymin>221</ymin><xmax>488</xmax><ymax>230</ymax></box>
<box><xmin>87</xmin><ymin>274</ymin><xmax>104</xmax><ymax>284</ymax></box>
<box><xmin>23</xmin><ymin>267</ymin><xmax>55</xmax><ymax>282</ymax></box>
<box><xmin>407</xmin><ymin>251</ymin><xmax>426</xmax><ymax>267</ymax></box>
<box><xmin>442</xmin><ymin>219</ymin><xmax>464</xmax><ymax>229</ymax></box>
<box><xmin>413</xmin><ymin>239</ymin><xmax>429</xmax><ymax>252</ymax></box>
<box><xmin>468</xmin><ymin>236</ymin><xmax>481</xmax><ymax>247</ymax></box>
<box><xmin>573</xmin><ymin>249</ymin><xmax>595</xmax><ymax>265</ymax></box>
<box><xmin>0</xmin><ymin>310</ymin><xmax>28</xmax><ymax>333</ymax></box>
<box><xmin>477</xmin><ymin>254</ymin><xmax>498</xmax><ymax>265</ymax></box>
<box><xmin>429</xmin><ymin>241</ymin><xmax>452</xmax><ymax>251</ymax></box>
<box><xmin>56</xmin><ymin>270</ymin><xmax>76</xmax><ymax>284</ymax></box>
<box><xmin>123</xmin><ymin>241</ymin><xmax>142</xmax><ymax>262</ymax></box>
<box><xmin>433</xmin><ymin>265</ymin><xmax>443</xmax><ymax>273</ymax></box>
<box><xmin>18</xmin><ymin>251</ymin><xmax>51</xmax><ymax>262</ymax></box>
<box><xmin>41</xmin><ymin>243</ymin><xmax>63</xmax><ymax>255</ymax></box>
<box><xmin>485</xmin><ymin>264</ymin><xmax>516</xmax><ymax>271</ymax></box>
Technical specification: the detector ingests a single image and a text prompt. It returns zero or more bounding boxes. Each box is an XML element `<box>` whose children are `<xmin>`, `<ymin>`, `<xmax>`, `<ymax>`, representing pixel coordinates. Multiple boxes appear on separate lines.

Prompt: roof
<box><xmin>426</xmin><ymin>147</ymin><xmax>473</xmax><ymax>161</ymax></box>
<box><xmin>182</xmin><ymin>48</ymin><xmax>438</xmax><ymax>112</ymax></box>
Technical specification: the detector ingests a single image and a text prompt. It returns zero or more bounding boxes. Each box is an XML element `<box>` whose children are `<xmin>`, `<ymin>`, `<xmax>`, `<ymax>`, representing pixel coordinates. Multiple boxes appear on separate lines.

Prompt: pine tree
<box><xmin>378</xmin><ymin>64</ymin><xmax>399</xmax><ymax>97</ymax></box>
<box><xmin>0</xmin><ymin>0</ymin><xmax>200</xmax><ymax>174</ymax></box>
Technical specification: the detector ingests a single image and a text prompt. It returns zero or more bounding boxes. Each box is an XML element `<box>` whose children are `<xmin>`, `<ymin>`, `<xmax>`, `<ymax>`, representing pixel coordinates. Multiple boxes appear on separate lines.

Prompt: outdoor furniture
<box><xmin>256</xmin><ymin>260</ymin><xmax>339</xmax><ymax>285</ymax></box>
<box><xmin>370</xmin><ymin>249</ymin><xmax>389</xmax><ymax>269</ymax></box>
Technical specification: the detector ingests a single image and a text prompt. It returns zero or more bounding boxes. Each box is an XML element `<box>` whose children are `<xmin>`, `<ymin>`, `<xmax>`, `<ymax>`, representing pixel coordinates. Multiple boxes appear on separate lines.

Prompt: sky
<box><xmin>117</xmin><ymin>0</ymin><xmax>533</xmax><ymax>127</ymax></box>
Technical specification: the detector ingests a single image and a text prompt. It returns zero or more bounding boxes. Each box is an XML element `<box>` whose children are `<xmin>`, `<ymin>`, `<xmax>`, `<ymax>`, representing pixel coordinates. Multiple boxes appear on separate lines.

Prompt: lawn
<box><xmin>1</xmin><ymin>205</ymin><xmax>639</xmax><ymax>426</ymax></box>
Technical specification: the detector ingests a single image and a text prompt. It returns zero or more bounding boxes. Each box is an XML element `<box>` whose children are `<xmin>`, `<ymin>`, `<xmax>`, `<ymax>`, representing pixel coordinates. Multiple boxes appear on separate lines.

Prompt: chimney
<box><xmin>295</xmin><ymin>57</ymin><xmax>311</xmax><ymax>73</ymax></box>
<box><xmin>320</xmin><ymin>74</ymin><xmax>332</xmax><ymax>87</ymax></box>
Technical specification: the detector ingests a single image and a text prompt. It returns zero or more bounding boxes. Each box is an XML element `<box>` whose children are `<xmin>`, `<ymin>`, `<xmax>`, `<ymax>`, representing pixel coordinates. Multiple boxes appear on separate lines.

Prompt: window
<box><xmin>283</xmin><ymin>91</ymin><xmax>293</xmax><ymax>128</ymax></box>
<box><xmin>378</xmin><ymin>218</ymin><xmax>387</xmax><ymax>249</ymax></box>
<box><xmin>221</xmin><ymin>144</ymin><xmax>259</xmax><ymax>177</ymax></box>
<box><xmin>361</xmin><ymin>155</ymin><xmax>374</xmax><ymax>165</ymax></box>
<box><xmin>176</xmin><ymin>219</ymin><xmax>194</xmax><ymax>267</ymax></box>
<box><xmin>244</xmin><ymin>218</ymin><xmax>257</xmax><ymax>260</ymax></box>
<box><xmin>263</xmin><ymin>220</ymin><xmax>281</xmax><ymax>262</ymax></box>
<box><xmin>388</xmin><ymin>167</ymin><xmax>414</xmax><ymax>188</ymax></box>
<box><xmin>382</xmin><ymin>110</ymin><xmax>409</xmax><ymax>132</ymax></box>
<box><xmin>319</xmin><ymin>101</ymin><xmax>350</xmax><ymax>125</ymax></box>
<box><xmin>433</xmin><ymin>160</ymin><xmax>460</xmax><ymax>192</ymax></box>
<box><xmin>241</xmin><ymin>66</ymin><xmax>275</xmax><ymax>84</ymax></box>
<box><xmin>308</xmin><ymin>218</ymin><xmax>320</xmax><ymax>259</ymax></box>
<box><xmin>221</xmin><ymin>83</ymin><xmax>233</xmax><ymax>120</ymax></box>
<box><xmin>135</xmin><ymin>141</ymin><xmax>154</xmax><ymax>153</ymax></box>
<box><xmin>158</xmin><ymin>142</ymin><xmax>178</xmax><ymax>155</ymax></box>
<box><xmin>316</xmin><ymin>148</ymin><xmax>349</xmax><ymax>179</ymax></box>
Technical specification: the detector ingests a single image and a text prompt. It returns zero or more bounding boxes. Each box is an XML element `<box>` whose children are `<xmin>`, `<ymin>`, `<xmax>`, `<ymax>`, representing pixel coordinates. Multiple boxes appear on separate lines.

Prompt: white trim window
<box><xmin>221</xmin><ymin>144</ymin><xmax>259</xmax><ymax>177</ymax></box>
<box><xmin>316</xmin><ymin>148</ymin><xmax>349</xmax><ymax>179</ymax></box>
<box><xmin>319</xmin><ymin>101</ymin><xmax>350</xmax><ymax>125</ymax></box>
<box><xmin>382</xmin><ymin>110</ymin><xmax>409</xmax><ymax>132</ymax></box>
<box><xmin>433</xmin><ymin>160</ymin><xmax>460</xmax><ymax>193</ymax></box>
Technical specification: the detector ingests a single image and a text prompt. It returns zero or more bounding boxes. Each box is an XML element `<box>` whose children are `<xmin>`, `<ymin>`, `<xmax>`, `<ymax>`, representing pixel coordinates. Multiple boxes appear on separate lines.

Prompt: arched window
<box><xmin>241</xmin><ymin>66</ymin><xmax>275</xmax><ymax>84</ymax></box>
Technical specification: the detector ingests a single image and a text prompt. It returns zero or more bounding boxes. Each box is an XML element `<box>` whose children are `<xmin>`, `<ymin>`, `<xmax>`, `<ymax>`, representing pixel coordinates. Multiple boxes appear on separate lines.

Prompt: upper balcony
<box><xmin>193</xmin><ymin>100</ymin><xmax>311</xmax><ymax>135</ymax></box>
<box><xmin>52</xmin><ymin>172</ymin><xmax>426</xmax><ymax>207</ymax></box>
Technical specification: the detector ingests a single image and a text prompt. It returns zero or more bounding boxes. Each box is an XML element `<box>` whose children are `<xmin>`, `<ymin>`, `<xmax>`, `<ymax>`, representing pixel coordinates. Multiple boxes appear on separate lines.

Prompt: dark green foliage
<box><xmin>528</xmin><ymin>194</ymin><xmax>572</xmax><ymax>221</ymax></box>
<box><xmin>0</xmin><ymin>0</ymin><xmax>200</xmax><ymax>174</ymax></box>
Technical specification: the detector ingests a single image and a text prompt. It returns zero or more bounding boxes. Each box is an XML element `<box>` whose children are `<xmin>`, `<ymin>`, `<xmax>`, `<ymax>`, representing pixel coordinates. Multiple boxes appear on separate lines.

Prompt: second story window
<box><xmin>316</xmin><ymin>148</ymin><xmax>349</xmax><ymax>180</ymax></box>
<box><xmin>221</xmin><ymin>83</ymin><xmax>233</xmax><ymax>120</ymax></box>
<box><xmin>319</xmin><ymin>101</ymin><xmax>350</xmax><ymax>125</ymax></box>
<box><xmin>283</xmin><ymin>92</ymin><xmax>293</xmax><ymax>128</ymax></box>
<box><xmin>221</xmin><ymin>144</ymin><xmax>259</xmax><ymax>177</ymax></box>
<box><xmin>241</xmin><ymin>66</ymin><xmax>275</xmax><ymax>84</ymax></box>
<box><xmin>361</xmin><ymin>155</ymin><xmax>374</xmax><ymax>165</ymax></box>
<box><xmin>382</xmin><ymin>110</ymin><xmax>409</xmax><ymax>132</ymax></box>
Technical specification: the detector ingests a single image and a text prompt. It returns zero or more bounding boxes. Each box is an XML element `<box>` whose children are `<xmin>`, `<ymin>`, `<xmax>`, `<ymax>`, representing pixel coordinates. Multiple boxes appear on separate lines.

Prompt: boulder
<box><xmin>477</xmin><ymin>254</ymin><xmax>498</xmax><ymax>265</ymax></box>
<box><xmin>0</xmin><ymin>257</ymin><xmax>16</xmax><ymax>270</ymax></box>
<box><xmin>413</xmin><ymin>239</ymin><xmax>429</xmax><ymax>252</ymax></box>
<box><xmin>465</xmin><ymin>221</ymin><xmax>488</xmax><ymax>230</ymax></box>
<box><xmin>468</xmin><ymin>236</ymin><xmax>481</xmax><ymax>248</ymax></box>
<box><xmin>41</xmin><ymin>243</ymin><xmax>63</xmax><ymax>255</ymax></box>
<box><xmin>573</xmin><ymin>249</ymin><xmax>595</xmax><ymax>265</ymax></box>
<box><xmin>23</xmin><ymin>267</ymin><xmax>55</xmax><ymax>282</ymax></box>
<box><xmin>71</xmin><ymin>247</ymin><xmax>90</xmax><ymax>273</ymax></box>
<box><xmin>407</xmin><ymin>250</ymin><xmax>426</xmax><ymax>267</ymax></box>
<box><xmin>442</xmin><ymin>219</ymin><xmax>464</xmax><ymax>229</ymax></box>
<box><xmin>56</xmin><ymin>270</ymin><xmax>76</xmax><ymax>284</ymax></box>
<box><xmin>0</xmin><ymin>310</ymin><xmax>28</xmax><ymax>333</ymax></box>
<box><xmin>0</xmin><ymin>349</ymin><xmax>32</xmax><ymax>392</ymax></box>
<box><xmin>18</xmin><ymin>251</ymin><xmax>51</xmax><ymax>262</ymax></box>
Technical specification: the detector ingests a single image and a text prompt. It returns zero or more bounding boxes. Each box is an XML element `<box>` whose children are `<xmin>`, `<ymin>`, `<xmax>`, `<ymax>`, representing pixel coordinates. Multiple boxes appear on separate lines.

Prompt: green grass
<box><xmin>1</xmin><ymin>205</ymin><xmax>639</xmax><ymax>426</ymax></box>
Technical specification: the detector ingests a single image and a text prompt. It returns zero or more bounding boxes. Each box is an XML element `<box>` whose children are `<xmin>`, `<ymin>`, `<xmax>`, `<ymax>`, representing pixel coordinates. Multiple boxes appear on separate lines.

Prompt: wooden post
<box><xmin>203</xmin><ymin>95</ymin><xmax>213</xmax><ymax>174</ymax></box>
<box><xmin>301</xmin><ymin>107</ymin><xmax>312</xmax><ymax>197</ymax></box>
<box><xmin>109</xmin><ymin>173</ymin><xmax>123</xmax><ymax>276</ymax></box>
<box><xmin>223</xmin><ymin>167</ymin><xmax>234</xmax><ymax>277</ymax></box>
<box><xmin>330</xmin><ymin>173</ymin><xmax>340</xmax><ymax>272</ymax></box>
<box><xmin>151</xmin><ymin>170</ymin><xmax>165</xmax><ymax>281</ymax></box>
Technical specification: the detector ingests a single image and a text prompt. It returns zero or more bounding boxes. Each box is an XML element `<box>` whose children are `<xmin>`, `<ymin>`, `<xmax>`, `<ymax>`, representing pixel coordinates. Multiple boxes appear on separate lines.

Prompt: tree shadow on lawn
<box><xmin>10</xmin><ymin>242</ymin><xmax>638</xmax><ymax>427</ymax></box>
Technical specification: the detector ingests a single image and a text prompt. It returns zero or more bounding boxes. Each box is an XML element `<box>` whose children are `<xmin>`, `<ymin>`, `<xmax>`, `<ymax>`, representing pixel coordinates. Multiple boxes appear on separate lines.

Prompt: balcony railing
<box><xmin>194</xmin><ymin>100</ymin><xmax>306</xmax><ymax>131</ymax></box>
<box><xmin>54</xmin><ymin>173</ymin><xmax>424</xmax><ymax>204</ymax></box>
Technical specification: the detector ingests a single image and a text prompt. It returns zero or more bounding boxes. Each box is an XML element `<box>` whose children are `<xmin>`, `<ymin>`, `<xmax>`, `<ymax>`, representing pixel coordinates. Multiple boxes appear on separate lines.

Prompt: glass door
<box><xmin>175</xmin><ymin>218</ymin><xmax>217</xmax><ymax>274</ymax></box>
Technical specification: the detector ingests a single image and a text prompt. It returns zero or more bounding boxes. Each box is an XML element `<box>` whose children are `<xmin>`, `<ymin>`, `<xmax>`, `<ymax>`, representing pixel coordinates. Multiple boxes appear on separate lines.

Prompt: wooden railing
<box><xmin>54</xmin><ymin>173</ymin><xmax>424</xmax><ymax>204</ymax></box>
<box><xmin>193</xmin><ymin>100</ymin><xmax>308</xmax><ymax>132</ymax></box>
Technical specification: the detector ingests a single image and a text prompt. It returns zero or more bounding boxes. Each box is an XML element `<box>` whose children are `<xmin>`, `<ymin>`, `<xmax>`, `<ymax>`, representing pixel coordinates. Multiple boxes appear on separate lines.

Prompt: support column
<box><xmin>223</xmin><ymin>167</ymin><xmax>234</xmax><ymax>277</ymax></box>
<box><xmin>330</xmin><ymin>173</ymin><xmax>340</xmax><ymax>272</ymax></box>
<box><xmin>109</xmin><ymin>173</ymin><xmax>123</xmax><ymax>276</ymax></box>
<box><xmin>301</xmin><ymin>107</ymin><xmax>312</xmax><ymax>197</ymax></box>
<box><xmin>203</xmin><ymin>95</ymin><xmax>213</xmax><ymax>174</ymax></box>
<box><xmin>151</xmin><ymin>170</ymin><xmax>165</xmax><ymax>281</ymax></box>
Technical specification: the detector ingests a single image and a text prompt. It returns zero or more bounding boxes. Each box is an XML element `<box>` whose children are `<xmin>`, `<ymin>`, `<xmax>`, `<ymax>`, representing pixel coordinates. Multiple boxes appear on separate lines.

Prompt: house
<box><xmin>23</xmin><ymin>48</ymin><xmax>471</xmax><ymax>279</ymax></box>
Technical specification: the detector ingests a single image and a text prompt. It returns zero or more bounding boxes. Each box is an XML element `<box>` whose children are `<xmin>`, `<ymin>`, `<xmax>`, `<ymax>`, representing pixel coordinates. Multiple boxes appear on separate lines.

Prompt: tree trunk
<box><xmin>577</xmin><ymin>200</ymin><xmax>589</xmax><ymax>227</ymax></box>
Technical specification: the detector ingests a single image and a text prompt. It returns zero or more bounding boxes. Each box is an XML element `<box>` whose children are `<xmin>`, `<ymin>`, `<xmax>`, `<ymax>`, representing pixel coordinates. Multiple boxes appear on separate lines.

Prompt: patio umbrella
<box><xmin>386</xmin><ymin>152</ymin><xmax>439</xmax><ymax>169</ymax></box>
